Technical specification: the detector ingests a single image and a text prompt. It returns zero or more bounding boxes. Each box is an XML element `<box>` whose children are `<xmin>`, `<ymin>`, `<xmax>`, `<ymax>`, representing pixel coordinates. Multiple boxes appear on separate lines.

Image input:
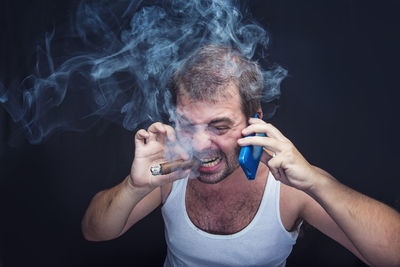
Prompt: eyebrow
<box><xmin>177</xmin><ymin>115</ymin><xmax>234</xmax><ymax>126</ymax></box>
<box><xmin>208</xmin><ymin>117</ymin><xmax>234</xmax><ymax>125</ymax></box>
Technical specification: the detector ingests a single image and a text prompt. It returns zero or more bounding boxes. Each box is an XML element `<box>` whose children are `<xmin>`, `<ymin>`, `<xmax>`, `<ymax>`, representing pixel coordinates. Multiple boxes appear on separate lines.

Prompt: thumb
<box><xmin>156</xmin><ymin>168</ymin><xmax>191</xmax><ymax>185</ymax></box>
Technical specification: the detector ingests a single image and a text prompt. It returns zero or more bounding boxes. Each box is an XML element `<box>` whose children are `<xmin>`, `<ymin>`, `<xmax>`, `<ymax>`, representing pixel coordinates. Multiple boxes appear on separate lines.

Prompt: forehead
<box><xmin>176</xmin><ymin>86</ymin><xmax>244</xmax><ymax>125</ymax></box>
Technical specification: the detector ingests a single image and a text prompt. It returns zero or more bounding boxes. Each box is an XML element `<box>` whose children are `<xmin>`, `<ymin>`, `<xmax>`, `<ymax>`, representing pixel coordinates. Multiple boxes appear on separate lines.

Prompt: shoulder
<box><xmin>279</xmin><ymin>182</ymin><xmax>309</xmax><ymax>231</ymax></box>
<box><xmin>280</xmin><ymin>182</ymin><xmax>308</xmax><ymax>211</ymax></box>
<box><xmin>279</xmin><ymin>165</ymin><xmax>336</xmax><ymax>222</ymax></box>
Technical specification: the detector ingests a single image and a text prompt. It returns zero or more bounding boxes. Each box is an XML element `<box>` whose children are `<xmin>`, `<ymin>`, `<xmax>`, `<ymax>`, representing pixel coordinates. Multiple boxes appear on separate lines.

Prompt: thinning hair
<box><xmin>169</xmin><ymin>45</ymin><xmax>264</xmax><ymax>117</ymax></box>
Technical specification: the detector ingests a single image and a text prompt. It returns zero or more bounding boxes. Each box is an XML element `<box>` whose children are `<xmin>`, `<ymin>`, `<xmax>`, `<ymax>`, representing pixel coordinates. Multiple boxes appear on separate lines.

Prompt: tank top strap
<box><xmin>163</xmin><ymin>177</ymin><xmax>188</xmax><ymax>207</ymax></box>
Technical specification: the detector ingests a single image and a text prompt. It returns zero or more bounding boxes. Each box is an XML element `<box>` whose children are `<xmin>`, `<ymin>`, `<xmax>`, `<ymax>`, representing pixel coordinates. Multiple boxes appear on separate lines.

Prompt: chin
<box><xmin>195</xmin><ymin>153</ymin><xmax>240</xmax><ymax>184</ymax></box>
<box><xmin>197</xmin><ymin>174</ymin><xmax>226</xmax><ymax>184</ymax></box>
<box><xmin>197</xmin><ymin>167</ymin><xmax>236</xmax><ymax>184</ymax></box>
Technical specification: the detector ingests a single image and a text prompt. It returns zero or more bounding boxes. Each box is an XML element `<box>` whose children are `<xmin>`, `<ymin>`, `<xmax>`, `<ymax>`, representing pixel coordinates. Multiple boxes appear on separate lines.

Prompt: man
<box><xmin>82</xmin><ymin>45</ymin><xmax>400</xmax><ymax>266</ymax></box>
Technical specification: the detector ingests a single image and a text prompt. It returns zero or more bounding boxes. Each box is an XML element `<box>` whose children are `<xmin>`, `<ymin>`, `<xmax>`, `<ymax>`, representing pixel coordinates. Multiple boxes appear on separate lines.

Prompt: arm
<box><xmin>294</xmin><ymin>168</ymin><xmax>372</xmax><ymax>265</ymax></box>
<box><xmin>305</xmin><ymin>168</ymin><xmax>400</xmax><ymax>266</ymax></box>
<box><xmin>81</xmin><ymin>177</ymin><xmax>160</xmax><ymax>241</ymax></box>
<box><xmin>238</xmin><ymin>118</ymin><xmax>400</xmax><ymax>266</ymax></box>
<box><xmin>82</xmin><ymin>122</ymin><xmax>190</xmax><ymax>241</ymax></box>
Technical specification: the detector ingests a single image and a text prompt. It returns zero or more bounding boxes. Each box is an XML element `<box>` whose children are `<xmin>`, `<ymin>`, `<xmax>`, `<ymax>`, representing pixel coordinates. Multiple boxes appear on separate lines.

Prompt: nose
<box><xmin>192</xmin><ymin>127</ymin><xmax>212</xmax><ymax>152</ymax></box>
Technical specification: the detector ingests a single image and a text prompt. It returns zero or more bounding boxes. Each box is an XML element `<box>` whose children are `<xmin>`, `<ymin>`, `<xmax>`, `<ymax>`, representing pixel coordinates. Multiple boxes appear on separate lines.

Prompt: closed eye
<box><xmin>209</xmin><ymin>126</ymin><xmax>229</xmax><ymax>135</ymax></box>
<box><xmin>216</xmin><ymin>127</ymin><xmax>228</xmax><ymax>130</ymax></box>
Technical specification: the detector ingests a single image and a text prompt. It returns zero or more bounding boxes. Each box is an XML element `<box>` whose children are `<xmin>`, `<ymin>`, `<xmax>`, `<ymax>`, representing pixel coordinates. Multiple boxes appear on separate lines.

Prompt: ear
<box><xmin>256</xmin><ymin>108</ymin><xmax>263</xmax><ymax>119</ymax></box>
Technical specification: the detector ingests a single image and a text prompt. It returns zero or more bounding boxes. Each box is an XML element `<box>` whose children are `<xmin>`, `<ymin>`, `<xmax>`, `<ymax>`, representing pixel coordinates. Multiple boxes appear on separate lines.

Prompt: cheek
<box><xmin>214</xmin><ymin>131</ymin><xmax>242</xmax><ymax>152</ymax></box>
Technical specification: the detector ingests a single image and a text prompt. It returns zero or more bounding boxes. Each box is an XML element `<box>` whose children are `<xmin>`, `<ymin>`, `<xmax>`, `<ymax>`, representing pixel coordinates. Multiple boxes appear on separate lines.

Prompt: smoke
<box><xmin>0</xmin><ymin>0</ymin><xmax>286</xmax><ymax>144</ymax></box>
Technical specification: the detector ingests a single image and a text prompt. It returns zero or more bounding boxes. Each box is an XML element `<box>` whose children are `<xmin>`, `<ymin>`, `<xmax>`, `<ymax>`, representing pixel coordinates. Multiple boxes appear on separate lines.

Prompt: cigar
<box><xmin>150</xmin><ymin>159</ymin><xmax>199</xmax><ymax>176</ymax></box>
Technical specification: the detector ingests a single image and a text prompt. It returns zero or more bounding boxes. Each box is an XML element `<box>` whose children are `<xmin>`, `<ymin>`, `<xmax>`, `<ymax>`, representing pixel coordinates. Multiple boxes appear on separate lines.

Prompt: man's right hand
<box><xmin>82</xmin><ymin>121</ymin><xmax>185</xmax><ymax>241</ymax></box>
<box><xmin>129</xmin><ymin>122</ymin><xmax>190</xmax><ymax>189</ymax></box>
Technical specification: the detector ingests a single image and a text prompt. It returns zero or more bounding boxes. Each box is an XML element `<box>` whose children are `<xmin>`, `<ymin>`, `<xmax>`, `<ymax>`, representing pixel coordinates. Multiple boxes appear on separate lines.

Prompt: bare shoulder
<box><xmin>279</xmin><ymin>183</ymin><xmax>309</xmax><ymax>231</ymax></box>
<box><xmin>279</xmin><ymin>165</ymin><xmax>336</xmax><ymax>222</ymax></box>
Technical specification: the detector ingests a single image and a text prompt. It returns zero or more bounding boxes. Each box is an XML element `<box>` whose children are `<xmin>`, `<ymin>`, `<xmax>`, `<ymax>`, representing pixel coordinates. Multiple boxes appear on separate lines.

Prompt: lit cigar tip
<box><xmin>150</xmin><ymin>165</ymin><xmax>162</xmax><ymax>176</ymax></box>
<box><xmin>150</xmin><ymin>158</ymin><xmax>199</xmax><ymax>176</ymax></box>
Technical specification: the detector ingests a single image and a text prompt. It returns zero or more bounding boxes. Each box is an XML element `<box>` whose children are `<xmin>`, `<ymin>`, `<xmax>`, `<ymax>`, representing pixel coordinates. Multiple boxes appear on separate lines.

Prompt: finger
<box><xmin>148</xmin><ymin>122</ymin><xmax>168</xmax><ymax>143</ymax></box>
<box><xmin>173</xmin><ymin>145</ymin><xmax>190</xmax><ymax>161</ymax></box>
<box><xmin>164</xmin><ymin>124</ymin><xmax>177</xmax><ymax>143</ymax></box>
<box><xmin>266</xmin><ymin>155</ymin><xmax>283</xmax><ymax>180</ymax></box>
<box><xmin>247</xmin><ymin>119</ymin><xmax>288</xmax><ymax>141</ymax></box>
<box><xmin>135</xmin><ymin>129</ymin><xmax>149</xmax><ymax>146</ymax></box>
<box><xmin>237</xmin><ymin>135</ymin><xmax>283</xmax><ymax>153</ymax></box>
<box><xmin>165</xmin><ymin>143</ymin><xmax>190</xmax><ymax>161</ymax></box>
<box><xmin>148</xmin><ymin>122</ymin><xmax>167</xmax><ymax>134</ymax></box>
<box><xmin>260</xmin><ymin>148</ymin><xmax>274</xmax><ymax>165</ymax></box>
<box><xmin>164</xmin><ymin>128</ymin><xmax>189</xmax><ymax>161</ymax></box>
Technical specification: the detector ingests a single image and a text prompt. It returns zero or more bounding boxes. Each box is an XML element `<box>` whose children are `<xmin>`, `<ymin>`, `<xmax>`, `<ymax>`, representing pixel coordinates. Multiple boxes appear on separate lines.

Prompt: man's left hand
<box><xmin>237</xmin><ymin>117</ymin><xmax>319</xmax><ymax>192</ymax></box>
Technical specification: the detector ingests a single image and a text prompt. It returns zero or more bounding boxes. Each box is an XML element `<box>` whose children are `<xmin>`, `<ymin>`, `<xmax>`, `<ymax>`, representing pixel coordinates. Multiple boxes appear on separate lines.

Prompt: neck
<box><xmin>189</xmin><ymin>165</ymin><xmax>269</xmax><ymax>195</ymax></box>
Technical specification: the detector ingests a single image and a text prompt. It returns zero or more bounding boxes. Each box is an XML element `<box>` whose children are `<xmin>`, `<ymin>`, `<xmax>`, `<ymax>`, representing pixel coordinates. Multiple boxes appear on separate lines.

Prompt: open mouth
<box><xmin>199</xmin><ymin>157</ymin><xmax>221</xmax><ymax>167</ymax></box>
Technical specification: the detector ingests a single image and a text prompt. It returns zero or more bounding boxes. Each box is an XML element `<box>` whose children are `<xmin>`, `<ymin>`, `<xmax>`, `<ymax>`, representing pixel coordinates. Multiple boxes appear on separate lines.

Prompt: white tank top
<box><xmin>161</xmin><ymin>172</ymin><xmax>300</xmax><ymax>267</ymax></box>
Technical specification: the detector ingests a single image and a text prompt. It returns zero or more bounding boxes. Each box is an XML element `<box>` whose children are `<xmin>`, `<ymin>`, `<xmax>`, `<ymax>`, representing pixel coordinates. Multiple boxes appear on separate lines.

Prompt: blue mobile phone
<box><xmin>238</xmin><ymin>114</ymin><xmax>266</xmax><ymax>180</ymax></box>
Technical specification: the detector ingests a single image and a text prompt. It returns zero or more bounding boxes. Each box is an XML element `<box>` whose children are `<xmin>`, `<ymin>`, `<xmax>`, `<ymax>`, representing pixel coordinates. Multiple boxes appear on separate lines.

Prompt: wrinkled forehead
<box><xmin>176</xmin><ymin>81</ymin><xmax>239</xmax><ymax>103</ymax></box>
<box><xmin>176</xmin><ymin>82</ymin><xmax>241</xmax><ymax>109</ymax></box>
<box><xmin>176</xmin><ymin>89</ymin><xmax>244</xmax><ymax>125</ymax></box>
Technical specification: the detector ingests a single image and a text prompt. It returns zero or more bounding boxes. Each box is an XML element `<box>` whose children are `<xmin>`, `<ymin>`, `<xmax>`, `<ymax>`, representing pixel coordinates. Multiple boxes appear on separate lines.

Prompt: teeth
<box><xmin>200</xmin><ymin>157</ymin><xmax>217</xmax><ymax>163</ymax></box>
<box><xmin>200</xmin><ymin>157</ymin><xmax>220</xmax><ymax>167</ymax></box>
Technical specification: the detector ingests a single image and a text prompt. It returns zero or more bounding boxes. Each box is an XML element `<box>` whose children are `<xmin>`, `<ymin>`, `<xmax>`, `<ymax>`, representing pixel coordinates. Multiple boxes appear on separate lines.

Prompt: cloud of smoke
<box><xmin>0</xmin><ymin>0</ymin><xmax>286</xmax><ymax>144</ymax></box>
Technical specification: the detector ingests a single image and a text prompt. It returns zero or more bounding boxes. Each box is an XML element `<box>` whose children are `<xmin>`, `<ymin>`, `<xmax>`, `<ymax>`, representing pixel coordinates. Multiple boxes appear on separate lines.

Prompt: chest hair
<box><xmin>185</xmin><ymin>180</ymin><xmax>266</xmax><ymax>235</ymax></box>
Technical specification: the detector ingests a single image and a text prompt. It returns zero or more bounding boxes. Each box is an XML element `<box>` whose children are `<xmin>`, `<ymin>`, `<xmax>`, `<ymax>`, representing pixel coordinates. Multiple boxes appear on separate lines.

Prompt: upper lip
<box><xmin>194</xmin><ymin>152</ymin><xmax>220</xmax><ymax>159</ymax></box>
<box><xmin>199</xmin><ymin>157</ymin><xmax>219</xmax><ymax>163</ymax></box>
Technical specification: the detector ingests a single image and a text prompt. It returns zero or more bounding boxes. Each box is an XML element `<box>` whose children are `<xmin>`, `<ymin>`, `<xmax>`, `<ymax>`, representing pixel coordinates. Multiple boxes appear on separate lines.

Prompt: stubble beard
<box><xmin>197</xmin><ymin>146</ymin><xmax>241</xmax><ymax>184</ymax></box>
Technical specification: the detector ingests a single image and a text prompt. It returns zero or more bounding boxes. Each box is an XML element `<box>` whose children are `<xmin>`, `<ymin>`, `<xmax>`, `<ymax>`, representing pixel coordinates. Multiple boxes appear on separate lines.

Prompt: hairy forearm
<box><xmin>81</xmin><ymin>176</ymin><xmax>153</xmax><ymax>241</ymax></box>
<box><xmin>308</xmin><ymin>172</ymin><xmax>400</xmax><ymax>266</ymax></box>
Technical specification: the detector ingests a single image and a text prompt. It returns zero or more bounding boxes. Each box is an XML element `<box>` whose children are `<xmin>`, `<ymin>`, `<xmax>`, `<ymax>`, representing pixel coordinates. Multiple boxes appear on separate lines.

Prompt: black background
<box><xmin>1</xmin><ymin>0</ymin><xmax>400</xmax><ymax>266</ymax></box>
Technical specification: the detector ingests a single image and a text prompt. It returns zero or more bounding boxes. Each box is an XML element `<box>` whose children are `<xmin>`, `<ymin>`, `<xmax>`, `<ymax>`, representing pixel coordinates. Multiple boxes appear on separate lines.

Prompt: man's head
<box><xmin>169</xmin><ymin>45</ymin><xmax>264</xmax><ymax>184</ymax></box>
<box><xmin>169</xmin><ymin>44</ymin><xmax>264</xmax><ymax>119</ymax></box>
